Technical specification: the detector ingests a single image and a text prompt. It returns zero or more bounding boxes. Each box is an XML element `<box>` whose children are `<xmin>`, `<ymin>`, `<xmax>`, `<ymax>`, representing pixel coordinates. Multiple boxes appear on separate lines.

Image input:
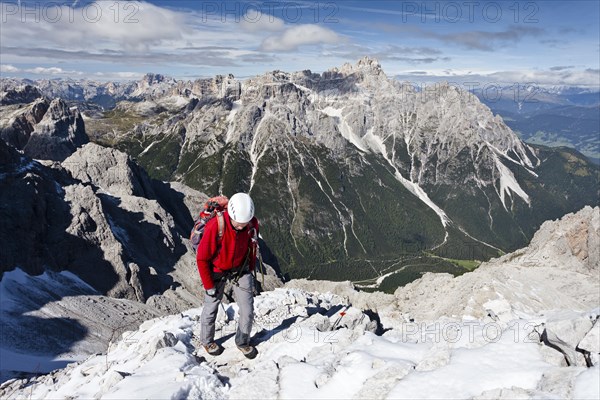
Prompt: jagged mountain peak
<box><xmin>2</xmin><ymin>59</ymin><xmax>598</xmax><ymax>281</ymax></box>
<box><xmin>44</xmin><ymin>98</ymin><xmax>76</xmax><ymax>120</ymax></box>
<box><xmin>103</xmin><ymin>58</ymin><xmax>595</xmax><ymax>268</ymax></box>
<box><xmin>140</xmin><ymin>73</ymin><xmax>171</xmax><ymax>85</ymax></box>
<box><xmin>0</xmin><ymin>95</ymin><xmax>87</xmax><ymax>161</ymax></box>
<box><xmin>338</xmin><ymin>56</ymin><xmax>385</xmax><ymax>76</ymax></box>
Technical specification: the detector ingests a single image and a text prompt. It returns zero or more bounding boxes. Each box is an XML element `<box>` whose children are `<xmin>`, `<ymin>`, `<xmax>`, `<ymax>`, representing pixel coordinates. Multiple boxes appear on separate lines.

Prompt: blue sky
<box><xmin>1</xmin><ymin>0</ymin><xmax>599</xmax><ymax>86</ymax></box>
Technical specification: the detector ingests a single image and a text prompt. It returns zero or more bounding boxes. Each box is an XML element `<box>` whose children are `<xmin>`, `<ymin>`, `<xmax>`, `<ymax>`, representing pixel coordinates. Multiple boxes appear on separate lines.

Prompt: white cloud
<box><xmin>240</xmin><ymin>10</ymin><xmax>285</xmax><ymax>33</ymax></box>
<box><xmin>487</xmin><ymin>69</ymin><xmax>600</xmax><ymax>87</ymax></box>
<box><xmin>93</xmin><ymin>71</ymin><xmax>144</xmax><ymax>80</ymax></box>
<box><xmin>0</xmin><ymin>64</ymin><xmax>81</xmax><ymax>76</ymax></box>
<box><xmin>0</xmin><ymin>1</ymin><xmax>272</xmax><ymax>71</ymax></box>
<box><xmin>260</xmin><ymin>25</ymin><xmax>342</xmax><ymax>52</ymax></box>
<box><xmin>22</xmin><ymin>67</ymin><xmax>83</xmax><ymax>76</ymax></box>
<box><xmin>0</xmin><ymin>1</ymin><xmax>185</xmax><ymax>52</ymax></box>
<box><xmin>0</xmin><ymin>64</ymin><xmax>20</xmax><ymax>73</ymax></box>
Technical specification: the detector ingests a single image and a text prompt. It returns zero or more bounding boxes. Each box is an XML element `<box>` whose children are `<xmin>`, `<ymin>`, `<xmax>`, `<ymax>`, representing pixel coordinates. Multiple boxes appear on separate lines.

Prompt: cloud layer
<box><xmin>0</xmin><ymin>1</ymin><xmax>597</xmax><ymax>87</ymax></box>
<box><xmin>260</xmin><ymin>24</ymin><xmax>342</xmax><ymax>52</ymax></box>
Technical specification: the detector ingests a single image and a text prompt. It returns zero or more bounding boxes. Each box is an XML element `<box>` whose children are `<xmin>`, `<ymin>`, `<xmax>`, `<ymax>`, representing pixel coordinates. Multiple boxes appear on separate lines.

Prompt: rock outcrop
<box><xmin>0</xmin><ymin>97</ymin><xmax>88</xmax><ymax>161</ymax></box>
<box><xmin>1</xmin><ymin>142</ymin><xmax>205</xmax><ymax>303</ymax></box>
<box><xmin>393</xmin><ymin>206</ymin><xmax>599</xmax><ymax>323</ymax></box>
<box><xmin>63</xmin><ymin>143</ymin><xmax>156</xmax><ymax>198</ymax></box>
<box><xmin>0</xmin><ymin>98</ymin><xmax>49</xmax><ymax>149</ymax></box>
<box><xmin>542</xmin><ymin>313</ymin><xmax>596</xmax><ymax>367</ymax></box>
<box><xmin>23</xmin><ymin>98</ymin><xmax>88</xmax><ymax>161</ymax></box>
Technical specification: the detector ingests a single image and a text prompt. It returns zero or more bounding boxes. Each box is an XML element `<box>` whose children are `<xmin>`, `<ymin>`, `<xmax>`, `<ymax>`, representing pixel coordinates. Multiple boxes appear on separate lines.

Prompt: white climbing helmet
<box><xmin>228</xmin><ymin>193</ymin><xmax>255</xmax><ymax>223</ymax></box>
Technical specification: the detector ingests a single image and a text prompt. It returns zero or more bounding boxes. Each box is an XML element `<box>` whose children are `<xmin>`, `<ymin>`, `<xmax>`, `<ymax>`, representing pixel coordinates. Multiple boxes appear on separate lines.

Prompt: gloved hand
<box><xmin>206</xmin><ymin>288</ymin><xmax>216</xmax><ymax>297</ymax></box>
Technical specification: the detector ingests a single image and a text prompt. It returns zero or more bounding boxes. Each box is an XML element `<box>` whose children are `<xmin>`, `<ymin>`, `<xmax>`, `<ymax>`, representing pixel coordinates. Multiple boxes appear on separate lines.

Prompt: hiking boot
<box><xmin>237</xmin><ymin>345</ymin><xmax>258</xmax><ymax>359</ymax></box>
<box><xmin>203</xmin><ymin>342</ymin><xmax>224</xmax><ymax>356</ymax></box>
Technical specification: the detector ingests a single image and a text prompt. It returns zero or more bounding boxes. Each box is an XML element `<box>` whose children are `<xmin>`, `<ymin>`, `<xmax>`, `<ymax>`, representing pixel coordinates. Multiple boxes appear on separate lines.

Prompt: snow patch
<box><xmin>225</xmin><ymin>100</ymin><xmax>242</xmax><ymax>144</ymax></box>
<box><xmin>493</xmin><ymin>154</ymin><xmax>531</xmax><ymax>209</ymax></box>
<box><xmin>6</xmin><ymin>287</ymin><xmax>580</xmax><ymax>400</ymax></box>
<box><xmin>321</xmin><ymin>106</ymin><xmax>368</xmax><ymax>153</ymax></box>
<box><xmin>364</xmin><ymin>129</ymin><xmax>450</xmax><ymax>227</ymax></box>
<box><xmin>249</xmin><ymin>113</ymin><xmax>272</xmax><ymax>191</ymax></box>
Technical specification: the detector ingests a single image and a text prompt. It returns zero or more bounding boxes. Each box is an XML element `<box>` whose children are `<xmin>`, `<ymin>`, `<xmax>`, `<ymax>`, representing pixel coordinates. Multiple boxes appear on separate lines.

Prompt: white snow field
<box><xmin>1</xmin><ymin>286</ymin><xmax>598</xmax><ymax>399</ymax></box>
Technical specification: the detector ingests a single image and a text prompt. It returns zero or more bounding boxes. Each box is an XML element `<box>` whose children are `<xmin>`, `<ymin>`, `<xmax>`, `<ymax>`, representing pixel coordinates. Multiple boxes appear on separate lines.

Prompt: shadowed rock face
<box><xmin>0</xmin><ymin>141</ymin><xmax>198</xmax><ymax>305</ymax></box>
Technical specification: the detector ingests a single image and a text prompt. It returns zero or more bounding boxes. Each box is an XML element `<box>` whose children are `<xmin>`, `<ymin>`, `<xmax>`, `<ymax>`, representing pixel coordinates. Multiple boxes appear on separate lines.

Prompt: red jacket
<box><xmin>196</xmin><ymin>210</ymin><xmax>259</xmax><ymax>290</ymax></box>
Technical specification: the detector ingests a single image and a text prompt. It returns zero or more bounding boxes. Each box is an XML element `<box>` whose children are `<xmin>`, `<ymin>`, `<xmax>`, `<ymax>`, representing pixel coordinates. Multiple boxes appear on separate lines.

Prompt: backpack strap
<box><xmin>248</xmin><ymin>222</ymin><xmax>258</xmax><ymax>259</ymax></box>
<box><xmin>216</xmin><ymin>212</ymin><xmax>225</xmax><ymax>241</ymax></box>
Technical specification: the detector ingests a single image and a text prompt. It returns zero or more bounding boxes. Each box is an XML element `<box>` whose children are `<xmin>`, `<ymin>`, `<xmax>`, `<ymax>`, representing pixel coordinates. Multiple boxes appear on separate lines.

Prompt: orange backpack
<box><xmin>189</xmin><ymin>196</ymin><xmax>229</xmax><ymax>253</ymax></box>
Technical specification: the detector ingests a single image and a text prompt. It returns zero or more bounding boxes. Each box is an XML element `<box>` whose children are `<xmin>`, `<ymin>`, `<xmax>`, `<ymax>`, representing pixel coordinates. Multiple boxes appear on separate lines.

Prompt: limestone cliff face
<box><xmin>0</xmin><ymin>84</ymin><xmax>42</xmax><ymax>105</ymax></box>
<box><xmin>23</xmin><ymin>98</ymin><xmax>88</xmax><ymax>161</ymax></box>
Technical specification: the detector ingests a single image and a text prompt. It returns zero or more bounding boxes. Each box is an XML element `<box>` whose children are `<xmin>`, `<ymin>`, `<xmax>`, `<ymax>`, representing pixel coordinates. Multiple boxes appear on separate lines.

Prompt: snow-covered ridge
<box><xmin>3</xmin><ymin>285</ymin><xmax>597</xmax><ymax>399</ymax></box>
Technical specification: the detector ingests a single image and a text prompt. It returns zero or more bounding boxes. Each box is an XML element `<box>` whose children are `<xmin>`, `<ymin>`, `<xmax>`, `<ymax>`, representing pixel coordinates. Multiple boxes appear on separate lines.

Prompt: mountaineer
<box><xmin>196</xmin><ymin>193</ymin><xmax>259</xmax><ymax>359</ymax></box>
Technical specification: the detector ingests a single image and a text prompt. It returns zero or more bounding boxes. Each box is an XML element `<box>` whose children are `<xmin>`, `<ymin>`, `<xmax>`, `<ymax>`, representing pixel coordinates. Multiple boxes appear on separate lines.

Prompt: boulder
<box><xmin>542</xmin><ymin>315</ymin><xmax>594</xmax><ymax>367</ymax></box>
<box><xmin>578</xmin><ymin>320</ymin><xmax>600</xmax><ymax>366</ymax></box>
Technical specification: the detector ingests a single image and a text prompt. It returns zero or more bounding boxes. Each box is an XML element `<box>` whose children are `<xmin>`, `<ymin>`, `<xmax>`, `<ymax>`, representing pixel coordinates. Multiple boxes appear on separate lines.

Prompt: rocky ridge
<box><xmin>291</xmin><ymin>206</ymin><xmax>600</xmax><ymax>369</ymax></box>
<box><xmin>1</xmin><ymin>206</ymin><xmax>598</xmax><ymax>398</ymax></box>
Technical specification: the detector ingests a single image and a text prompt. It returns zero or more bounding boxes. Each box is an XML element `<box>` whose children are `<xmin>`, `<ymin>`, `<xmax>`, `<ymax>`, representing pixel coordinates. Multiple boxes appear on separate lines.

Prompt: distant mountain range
<box><xmin>471</xmin><ymin>84</ymin><xmax>600</xmax><ymax>164</ymax></box>
<box><xmin>1</xmin><ymin>58</ymin><xmax>598</xmax><ymax>289</ymax></box>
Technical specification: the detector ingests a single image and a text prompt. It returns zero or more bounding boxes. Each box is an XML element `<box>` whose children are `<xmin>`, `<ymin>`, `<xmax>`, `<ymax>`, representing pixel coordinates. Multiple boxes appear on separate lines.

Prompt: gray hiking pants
<box><xmin>200</xmin><ymin>272</ymin><xmax>254</xmax><ymax>347</ymax></box>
